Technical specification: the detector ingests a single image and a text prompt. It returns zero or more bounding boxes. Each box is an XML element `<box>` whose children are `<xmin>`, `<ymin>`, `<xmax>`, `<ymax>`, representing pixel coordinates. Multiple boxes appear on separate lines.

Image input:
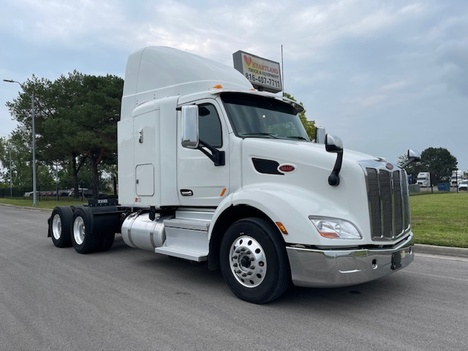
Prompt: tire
<box><xmin>71</xmin><ymin>207</ymin><xmax>99</xmax><ymax>254</ymax></box>
<box><xmin>49</xmin><ymin>206</ymin><xmax>74</xmax><ymax>248</ymax></box>
<box><xmin>220</xmin><ymin>217</ymin><xmax>290</xmax><ymax>304</ymax></box>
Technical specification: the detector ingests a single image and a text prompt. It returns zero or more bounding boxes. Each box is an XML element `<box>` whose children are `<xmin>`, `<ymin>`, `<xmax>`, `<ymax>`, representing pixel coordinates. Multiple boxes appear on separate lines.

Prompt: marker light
<box><xmin>275</xmin><ymin>222</ymin><xmax>288</xmax><ymax>235</ymax></box>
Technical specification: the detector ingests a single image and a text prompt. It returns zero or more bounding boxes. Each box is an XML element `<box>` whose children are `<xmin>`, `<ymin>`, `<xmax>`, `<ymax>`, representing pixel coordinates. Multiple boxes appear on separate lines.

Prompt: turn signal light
<box><xmin>276</xmin><ymin>222</ymin><xmax>288</xmax><ymax>235</ymax></box>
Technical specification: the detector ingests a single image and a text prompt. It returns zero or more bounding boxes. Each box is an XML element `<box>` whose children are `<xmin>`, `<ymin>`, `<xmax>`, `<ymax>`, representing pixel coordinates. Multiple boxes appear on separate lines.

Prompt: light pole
<box><xmin>3</xmin><ymin>79</ymin><xmax>37</xmax><ymax>206</ymax></box>
<box><xmin>8</xmin><ymin>141</ymin><xmax>12</xmax><ymax>197</ymax></box>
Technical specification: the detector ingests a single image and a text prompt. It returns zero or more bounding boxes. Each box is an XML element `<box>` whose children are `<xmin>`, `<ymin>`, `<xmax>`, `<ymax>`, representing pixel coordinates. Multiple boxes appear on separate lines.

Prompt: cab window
<box><xmin>199</xmin><ymin>104</ymin><xmax>222</xmax><ymax>148</ymax></box>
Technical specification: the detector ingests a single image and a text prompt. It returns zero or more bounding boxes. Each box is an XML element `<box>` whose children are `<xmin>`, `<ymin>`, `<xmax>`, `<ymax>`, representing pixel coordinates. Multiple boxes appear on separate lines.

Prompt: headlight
<box><xmin>309</xmin><ymin>216</ymin><xmax>362</xmax><ymax>240</ymax></box>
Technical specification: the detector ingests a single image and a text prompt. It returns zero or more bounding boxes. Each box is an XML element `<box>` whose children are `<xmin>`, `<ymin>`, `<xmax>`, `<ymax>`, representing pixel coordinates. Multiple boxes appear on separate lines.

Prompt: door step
<box><xmin>155</xmin><ymin>218</ymin><xmax>210</xmax><ymax>262</ymax></box>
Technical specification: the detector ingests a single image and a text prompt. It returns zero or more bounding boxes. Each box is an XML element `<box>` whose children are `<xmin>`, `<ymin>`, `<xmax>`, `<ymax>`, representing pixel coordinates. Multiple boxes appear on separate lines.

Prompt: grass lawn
<box><xmin>410</xmin><ymin>192</ymin><xmax>468</xmax><ymax>248</ymax></box>
<box><xmin>0</xmin><ymin>197</ymin><xmax>86</xmax><ymax>210</ymax></box>
<box><xmin>1</xmin><ymin>192</ymin><xmax>467</xmax><ymax>248</ymax></box>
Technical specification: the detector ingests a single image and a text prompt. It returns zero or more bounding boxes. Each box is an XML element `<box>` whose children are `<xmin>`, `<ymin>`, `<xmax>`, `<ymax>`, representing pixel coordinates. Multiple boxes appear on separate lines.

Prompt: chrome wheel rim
<box><xmin>73</xmin><ymin>216</ymin><xmax>85</xmax><ymax>245</ymax></box>
<box><xmin>52</xmin><ymin>214</ymin><xmax>61</xmax><ymax>240</ymax></box>
<box><xmin>229</xmin><ymin>235</ymin><xmax>267</xmax><ymax>288</ymax></box>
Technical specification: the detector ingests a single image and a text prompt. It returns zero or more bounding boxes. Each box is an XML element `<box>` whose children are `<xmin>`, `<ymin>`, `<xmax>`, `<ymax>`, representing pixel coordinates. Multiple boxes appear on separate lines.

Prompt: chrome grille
<box><xmin>364</xmin><ymin>166</ymin><xmax>410</xmax><ymax>241</ymax></box>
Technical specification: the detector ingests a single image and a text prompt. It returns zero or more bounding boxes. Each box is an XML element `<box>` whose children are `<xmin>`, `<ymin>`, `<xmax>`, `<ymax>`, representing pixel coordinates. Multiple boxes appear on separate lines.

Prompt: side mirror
<box><xmin>325</xmin><ymin>134</ymin><xmax>343</xmax><ymax>153</ymax></box>
<box><xmin>181</xmin><ymin>105</ymin><xmax>199</xmax><ymax>149</ymax></box>
<box><xmin>400</xmin><ymin>149</ymin><xmax>421</xmax><ymax>169</ymax></box>
<box><xmin>408</xmin><ymin>149</ymin><xmax>421</xmax><ymax>160</ymax></box>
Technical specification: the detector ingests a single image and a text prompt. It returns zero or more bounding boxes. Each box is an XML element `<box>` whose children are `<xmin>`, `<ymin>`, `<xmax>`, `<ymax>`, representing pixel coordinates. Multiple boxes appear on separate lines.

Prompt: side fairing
<box><xmin>118</xmin><ymin>97</ymin><xmax>179</xmax><ymax>207</ymax></box>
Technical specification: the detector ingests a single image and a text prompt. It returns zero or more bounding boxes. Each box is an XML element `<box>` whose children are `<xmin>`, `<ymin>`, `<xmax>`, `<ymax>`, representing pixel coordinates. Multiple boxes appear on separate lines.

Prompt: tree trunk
<box><xmin>88</xmin><ymin>147</ymin><xmax>106</xmax><ymax>199</ymax></box>
<box><xmin>71</xmin><ymin>152</ymin><xmax>87</xmax><ymax>198</ymax></box>
<box><xmin>71</xmin><ymin>153</ymin><xmax>79</xmax><ymax>198</ymax></box>
<box><xmin>90</xmin><ymin>155</ymin><xmax>100</xmax><ymax>199</ymax></box>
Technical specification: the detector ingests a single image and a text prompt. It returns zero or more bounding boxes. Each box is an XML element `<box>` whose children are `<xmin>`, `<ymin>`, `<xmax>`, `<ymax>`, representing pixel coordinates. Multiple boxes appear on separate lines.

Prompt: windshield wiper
<box><xmin>286</xmin><ymin>136</ymin><xmax>309</xmax><ymax>141</ymax></box>
<box><xmin>240</xmin><ymin>133</ymin><xmax>279</xmax><ymax>139</ymax></box>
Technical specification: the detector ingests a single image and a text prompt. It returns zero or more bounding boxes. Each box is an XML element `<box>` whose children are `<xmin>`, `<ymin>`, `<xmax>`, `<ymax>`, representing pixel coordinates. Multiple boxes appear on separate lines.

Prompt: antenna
<box><xmin>281</xmin><ymin>44</ymin><xmax>284</xmax><ymax>96</ymax></box>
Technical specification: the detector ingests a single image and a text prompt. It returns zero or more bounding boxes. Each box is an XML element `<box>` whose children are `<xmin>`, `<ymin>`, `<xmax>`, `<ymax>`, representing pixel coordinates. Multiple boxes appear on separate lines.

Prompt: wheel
<box><xmin>220</xmin><ymin>217</ymin><xmax>290</xmax><ymax>304</ymax></box>
<box><xmin>71</xmin><ymin>207</ymin><xmax>99</xmax><ymax>254</ymax></box>
<box><xmin>49</xmin><ymin>206</ymin><xmax>73</xmax><ymax>248</ymax></box>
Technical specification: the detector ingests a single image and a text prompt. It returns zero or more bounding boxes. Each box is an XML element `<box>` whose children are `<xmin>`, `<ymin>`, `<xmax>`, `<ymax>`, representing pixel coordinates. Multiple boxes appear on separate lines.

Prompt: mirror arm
<box><xmin>400</xmin><ymin>149</ymin><xmax>421</xmax><ymax>169</ymax></box>
<box><xmin>328</xmin><ymin>151</ymin><xmax>343</xmax><ymax>186</ymax></box>
<box><xmin>400</xmin><ymin>158</ymin><xmax>416</xmax><ymax>169</ymax></box>
<box><xmin>325</xmin><ymin>134</ymin><xmax>344</xmax><ymax>186</ymax></box>
<box><xmin>198</xmin><ymin>139</ymin><xmax>225</xmax><ymax>166</ymax></box>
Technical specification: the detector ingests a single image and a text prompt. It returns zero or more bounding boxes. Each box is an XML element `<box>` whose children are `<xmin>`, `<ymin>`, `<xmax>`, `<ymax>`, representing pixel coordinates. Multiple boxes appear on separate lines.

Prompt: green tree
<box><xmin>5</xmin><ymin>72</ymin><xmax>123</xmax><ymax>198</ymax></box>
<box><xmin>42</xmin><ymin>72</ymin><xmax>123</xmax><ymax>198</ymax></box>
<box><xmin>0</xmin><ymin>137</ymin><xmax>11</xmax><ymax>192</ymax></box>
<box><xmin>421</xmin><ymin>147</ymin><xmax>457</xmax><ymax>185</ymax></box>
<box><xmin>0</xmin><ymin>132</ymin><xmax>41</xmax><ymax>194</ymax></box>
<box><xmin>283</xmin><ymin>92</ymin><xmax>316</xmax><ymax>140</ymax></box>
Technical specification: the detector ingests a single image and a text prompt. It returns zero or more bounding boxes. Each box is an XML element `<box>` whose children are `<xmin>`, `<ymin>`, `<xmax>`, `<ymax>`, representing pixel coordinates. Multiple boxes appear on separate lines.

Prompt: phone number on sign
<box><xmin>245</xmin><ymin>73</ymin><xmax>281</xmax><ymax>88</ymax></box>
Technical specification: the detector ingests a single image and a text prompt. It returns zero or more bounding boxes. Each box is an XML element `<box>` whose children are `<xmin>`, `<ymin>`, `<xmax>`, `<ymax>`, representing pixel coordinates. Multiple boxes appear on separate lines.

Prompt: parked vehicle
<box><xmin>417</xmin><ymin>172</ymin><xmax>431</xmax><ymax>187</ymax></box>
<box><xmin>451</xmin><ymin>170</ymin><xmax>464</xmax><ymax>187</ymax></box>
<box><xmin>67</xmin><ymin>188</ymin><xmax>93</xmax><ymax>198</ymax></box>
<box><xmin>458</xmin><ymin>180</ymin><xmax>468</xmax><ymax>191</ymax></box>
<box><xmin>47</xmin><ymin>47</ymin><xmax>417</xmax><ymax>303</ymax></box>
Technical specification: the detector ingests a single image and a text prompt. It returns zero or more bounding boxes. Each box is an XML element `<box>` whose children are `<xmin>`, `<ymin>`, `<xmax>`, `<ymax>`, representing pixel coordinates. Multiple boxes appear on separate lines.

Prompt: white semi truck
<box><xmin>47</xmin><ymin>47</ymin><xmax>418</xmax><ymax>303</ymax></box>
<box><xmin>451</xmin><ymin>170</ymin><xmax>464</xmax><ymax>187</ymax></box>
<box><xmin>416</xmin><ymin>172</ymin><xmax>431</xmax><ymax>187</ymax></box>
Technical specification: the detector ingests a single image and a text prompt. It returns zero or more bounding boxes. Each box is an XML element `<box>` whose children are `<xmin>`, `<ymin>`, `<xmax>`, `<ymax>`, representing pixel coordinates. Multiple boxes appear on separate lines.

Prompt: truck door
<box><xmin>177</xmin><ymin>101</ymin><xmax>230</xmax><ymax>207</ymax></box>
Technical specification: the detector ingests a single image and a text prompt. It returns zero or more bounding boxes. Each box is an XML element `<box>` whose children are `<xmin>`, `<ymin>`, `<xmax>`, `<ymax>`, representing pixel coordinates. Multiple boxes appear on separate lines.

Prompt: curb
<box><xmin>414</xmin><ymin>244</ymin><xmax>468</xmax><ymax>258</ymax></box>
<box><xmin>0</xmin><ymin>203</ymin><xmax>51</xmax><ymax>212</ymax></box>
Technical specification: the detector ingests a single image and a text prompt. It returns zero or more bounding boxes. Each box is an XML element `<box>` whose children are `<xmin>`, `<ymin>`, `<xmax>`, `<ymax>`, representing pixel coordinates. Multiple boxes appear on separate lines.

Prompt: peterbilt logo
<box><xmin>386</xmin><ymin>163</ymin><xmax>394</xmax><ymax>170</ymax></box>
<box><xmin>278</xmin><ymin>164</ymin><xmax>295</xmax><ymax>173</ymax></box>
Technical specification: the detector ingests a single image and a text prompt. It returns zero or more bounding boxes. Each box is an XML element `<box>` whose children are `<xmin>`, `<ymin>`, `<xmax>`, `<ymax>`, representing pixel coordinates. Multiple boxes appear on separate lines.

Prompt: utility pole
<box><xmin>3</xmin><ymin>79</ymin><xmax>37</xmax><ymax>206</ymax></box>
<box><xmin>9</xmin><ymin>141</ymin><xmax>12</xmax><ymax>197</ymax></box>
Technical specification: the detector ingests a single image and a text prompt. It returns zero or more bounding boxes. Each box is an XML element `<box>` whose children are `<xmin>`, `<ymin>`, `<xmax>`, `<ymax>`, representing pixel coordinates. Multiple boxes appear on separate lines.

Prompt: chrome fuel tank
<box><xmin>121</xmin><ymin>212</ymin><xmax>173</xmax><ymax>251</ymax></box>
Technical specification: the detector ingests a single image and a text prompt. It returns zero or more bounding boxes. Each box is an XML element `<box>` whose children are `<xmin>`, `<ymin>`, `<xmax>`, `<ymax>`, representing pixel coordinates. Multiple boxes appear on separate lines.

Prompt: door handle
<box><xmin>180</xmin><ymin>189</ymin><xmax>193</xmax><ymax>196</ymax></box>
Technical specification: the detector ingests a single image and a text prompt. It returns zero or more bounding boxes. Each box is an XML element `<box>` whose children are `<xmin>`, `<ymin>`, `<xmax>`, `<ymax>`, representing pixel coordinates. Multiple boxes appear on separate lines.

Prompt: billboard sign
<box><xmin>233</xmin><ymin>50</ymin><xmax>282</xmax><ymax>93</ymax></box>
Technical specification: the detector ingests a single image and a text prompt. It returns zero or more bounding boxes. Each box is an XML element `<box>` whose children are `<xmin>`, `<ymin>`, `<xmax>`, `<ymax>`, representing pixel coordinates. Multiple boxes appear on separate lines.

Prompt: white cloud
<box><xmin>381</xmin><ymin>81</ymin><xmax>409</xmax><ymax>91</ymax></box>
<box><xmin>1</xmin><ymin>0</ymin><xmax>468</xmax><ymax>168</ymax></box>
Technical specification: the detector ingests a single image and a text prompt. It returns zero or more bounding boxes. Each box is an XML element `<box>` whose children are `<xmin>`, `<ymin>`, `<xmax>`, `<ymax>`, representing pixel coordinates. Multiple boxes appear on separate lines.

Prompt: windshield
<box><xmin>221</xmin><ymin>93</ymin><xmax>310</xmax><ymax>141</ymax></box>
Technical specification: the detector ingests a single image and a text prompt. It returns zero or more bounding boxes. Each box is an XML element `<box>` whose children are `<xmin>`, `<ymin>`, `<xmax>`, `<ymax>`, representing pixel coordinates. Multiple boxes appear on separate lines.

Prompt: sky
<box><xmin>1</xmin><ymin>0</ymin><xmax>468</xmax><ymax>170</ymax></box>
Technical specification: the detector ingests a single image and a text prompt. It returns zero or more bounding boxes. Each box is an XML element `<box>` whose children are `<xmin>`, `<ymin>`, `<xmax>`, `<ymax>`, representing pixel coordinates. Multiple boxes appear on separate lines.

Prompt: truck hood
<box><xmin>238</xmin><ymin>138</ymin><xmax>395</xmax><ymax>243</ymax></box>
<box><xmin>241</xmin><ymin>138</ymin><xmax>385</xmax><ymax>181</ymax></box>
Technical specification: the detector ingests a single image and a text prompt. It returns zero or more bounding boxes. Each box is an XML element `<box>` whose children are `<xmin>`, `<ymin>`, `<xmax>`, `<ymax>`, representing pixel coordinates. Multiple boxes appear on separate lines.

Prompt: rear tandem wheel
<box><xmin>49</xmin><ymin>206</ymin><xmax>74</xmax><ymax>248</ymax></box>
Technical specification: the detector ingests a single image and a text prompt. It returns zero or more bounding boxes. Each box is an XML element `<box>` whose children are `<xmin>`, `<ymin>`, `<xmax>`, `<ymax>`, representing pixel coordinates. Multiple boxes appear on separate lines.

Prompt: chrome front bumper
<box><xmin>286</xmin><ymin>233</ymin><xmax>414</xmax><ymax>288</ymax></box>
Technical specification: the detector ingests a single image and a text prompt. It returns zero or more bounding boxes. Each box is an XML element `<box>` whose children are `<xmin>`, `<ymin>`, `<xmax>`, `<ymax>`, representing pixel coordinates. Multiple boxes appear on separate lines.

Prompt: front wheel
<box><xmin>220</xmin><ymin>218</ymin><xmax>290</xmax><ymax>304</ymax></box>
